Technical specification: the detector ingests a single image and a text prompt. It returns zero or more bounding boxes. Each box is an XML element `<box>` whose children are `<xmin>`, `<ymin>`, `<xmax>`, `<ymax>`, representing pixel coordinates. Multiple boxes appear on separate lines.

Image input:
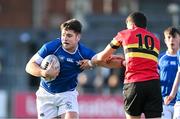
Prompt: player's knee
<box><xmin>65</xmin><ymin>112</ymin><xmax>78</xmax><ymax>119</ymax></box>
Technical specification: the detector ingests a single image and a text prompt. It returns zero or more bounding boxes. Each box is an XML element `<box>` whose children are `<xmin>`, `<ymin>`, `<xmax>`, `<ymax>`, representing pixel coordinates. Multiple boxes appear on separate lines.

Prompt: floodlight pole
<box><xmin>167</xmin><ymin>3</ymin><xmax>180</xmax><ymax>27</ymax></box>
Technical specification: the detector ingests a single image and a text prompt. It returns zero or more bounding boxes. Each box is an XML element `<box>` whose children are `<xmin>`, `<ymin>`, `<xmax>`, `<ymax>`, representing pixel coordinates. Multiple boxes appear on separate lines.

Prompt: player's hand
<box><xmin>164</xmin><ymin>95</ymin><xmax>174</xmax><ymax>105</ymax></box>
<box><xmin>79</xmin><ymin>59</ymin><xmax>93</xmax><ymax>69</ymax></box>
<box><xmin>42</xmin><ymin>60</ymin><xmax>59</xmax><ymax>80</ymax></box>
<box><xmin>106</xmin><ymin>54</ymin><xmax>126</xmax><ymax>67</ymax></box>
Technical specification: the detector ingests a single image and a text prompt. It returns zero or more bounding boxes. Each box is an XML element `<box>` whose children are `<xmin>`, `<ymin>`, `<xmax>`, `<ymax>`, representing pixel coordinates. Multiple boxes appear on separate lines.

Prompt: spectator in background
<box><xmin>107</xmin><ymin>73</ymin><xmax>120</xmax><ymax>93</ymax></box>
<box><xmin>77</xmin><ymin>72</ymin><xmax>88</xmax><ymax>94</ymax></box>
<box><xmin>163</xmin><ymin>27</ymin><xmax>180</xmax><ymax>119</ymax></box>
<box><xmin>158</xmin><ymin>27</ymin><xmax>180</xmax><ymax>119</ymax></box>
<box><xmin>90</xmin><ymin>12</ymin><xmax>162</xmax><ymax>119</ymax></box>
<box><xmin>93</xmin><ymin>67</ymin><xmax>111</xmax><ymax>93</ymax></box>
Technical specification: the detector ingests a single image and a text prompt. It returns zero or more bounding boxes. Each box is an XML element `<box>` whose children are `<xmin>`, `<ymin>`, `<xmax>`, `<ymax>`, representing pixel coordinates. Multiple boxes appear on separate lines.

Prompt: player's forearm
<box><xmin>91</xmin><ymin>53</ymin><xmax>111</xmax><ymax>67</ymax></box>
<box><xmin>92</xmin><ymin>54</ymin><xmax>125</xmax><ymax>68</ymax></box>
<box><xmin>95</xmin><ymin>44</ymin><xmax>116</xmax><ymax>61</ymax></box>
<box><xmin>169</xmin><ymin>71</ymin><xmax>180</xmax><ymax>98</ymax></box>
<box><xmin>25</xmin><ymin>62</ymin><xmax>45</xmax><ymax>77</ymax></box>
<box><xmin>94</xmin><ymin>59</ymin><xmax>122</xmax><ymax>68</ymax></box>
<box><xmin>105</xmin><ymin>59</ymin><xmax>124</xmax><ymax>68</ymax></box>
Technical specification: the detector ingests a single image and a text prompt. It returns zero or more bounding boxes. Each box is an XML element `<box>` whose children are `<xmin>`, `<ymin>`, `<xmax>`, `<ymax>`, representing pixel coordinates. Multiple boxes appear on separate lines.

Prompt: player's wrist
<box><xmin>169</xmin><ymin>94</ymin><xmax>175</xmax><ymax>98</ymax></box>
<box><xmin>40</xmin><ymin>69</ymin><xmax>47</xmax><ymax>78</ymax></box>
<box><xmin>88</xmin><ymin>60</ymin><xmax>93</xmax><ymax>67</ymax></box>
<box><xmin>88</xmin><ymin>60</ymin><xmax>96</xmax><ymax>68</ymax></box>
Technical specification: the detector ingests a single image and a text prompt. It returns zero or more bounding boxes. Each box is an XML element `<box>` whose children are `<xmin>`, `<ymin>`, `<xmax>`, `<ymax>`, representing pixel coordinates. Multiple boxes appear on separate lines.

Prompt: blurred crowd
<box><xmin>76</xmin><ymin>66</ymin><xmax>125</xmax><ymax>95</ymax></box>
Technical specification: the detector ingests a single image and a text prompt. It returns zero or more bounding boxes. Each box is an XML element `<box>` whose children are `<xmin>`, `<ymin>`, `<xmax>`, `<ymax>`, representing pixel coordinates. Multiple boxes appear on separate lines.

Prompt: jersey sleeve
<box><xmin>33</xmin><ymin>53</ymin><xmax>44</xmax><ymax>65</ymax></box>
<box><xmin>37</xmin><ymin>44</ymin><xmax>48</xmax><ymax>58</ymax></box>
<box><xmin>110</xmin><ymin>31</ymin><xmax>127</xmax><ymax>49</ymax></box>
<box><xmin>37</xmin><ymin>38</ymin><xmax>61</xmax><ymax>58</ymax></box>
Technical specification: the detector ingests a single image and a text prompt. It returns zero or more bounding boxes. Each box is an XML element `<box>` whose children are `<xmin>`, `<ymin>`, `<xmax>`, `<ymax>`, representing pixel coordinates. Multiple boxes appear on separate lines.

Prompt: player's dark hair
<box><xmin>128</xmin><ymin>12</ymin><xmax>147</xmax><ymax>28</ymax></box>
<box><xmin>164</xmin><ymin>26</ymin><xmax>180</xmax><ymax>38</ymax></box>
<box><xmin>60</xmin><ymin>19</ymin><xmax>82</xmax><ymax>33</ymax></box>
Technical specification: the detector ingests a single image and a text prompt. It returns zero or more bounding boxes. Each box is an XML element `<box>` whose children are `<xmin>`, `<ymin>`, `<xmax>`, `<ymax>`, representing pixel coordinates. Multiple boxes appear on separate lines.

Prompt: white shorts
<box><xmin>162</xmin><ymin>104</ymin><xmax>174</xmax><ymax>119</ymax></box>
<box><xmin>36</xmin><ymin>87</ymin><xmax>79</xmax><ymax>119</ymax></box>
<box><xmin>174</xmin><ymin>101</ymin><xmax>180</xmax><ymax>119</ymax></box>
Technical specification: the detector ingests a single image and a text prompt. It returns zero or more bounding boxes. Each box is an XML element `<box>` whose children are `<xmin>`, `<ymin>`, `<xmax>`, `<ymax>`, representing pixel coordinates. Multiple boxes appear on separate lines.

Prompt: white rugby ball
<box><xmin>40</xmin><ymin>54</ymin><xmax>60</xmax><ymax>81</ymax></box>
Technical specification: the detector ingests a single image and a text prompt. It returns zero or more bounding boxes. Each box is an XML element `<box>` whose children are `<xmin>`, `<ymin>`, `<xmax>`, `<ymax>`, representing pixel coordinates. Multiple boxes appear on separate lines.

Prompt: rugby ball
<box><xmin>40</xmin><ymin>54</ymin><xmax>60</xmax><ymax>81</ymax></box>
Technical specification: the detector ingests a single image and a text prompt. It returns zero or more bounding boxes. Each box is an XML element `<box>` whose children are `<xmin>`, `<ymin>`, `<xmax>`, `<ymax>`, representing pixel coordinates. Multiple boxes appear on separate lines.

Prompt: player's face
<box><xmin>164</xmin><ymin>33</ymin><xmax>180</xmax><ymax>54</ymax></box>
<box><xmin>61</xmin><ymin>29</ymin><xmax>80</xmax><ymax>52</ymax></box>
<box><xmin>126</xmin><ymin>17</ymin><xmax>134</xmax><ymax>29</ymax></box>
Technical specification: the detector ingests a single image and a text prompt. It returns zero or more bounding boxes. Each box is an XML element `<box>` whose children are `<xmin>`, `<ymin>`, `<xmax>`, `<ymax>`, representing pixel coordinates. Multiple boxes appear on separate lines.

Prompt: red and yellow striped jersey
<box><xmin>110</xmin><ymin>27</ymin><xmax>160</xmax><ymax>83</ymax></box>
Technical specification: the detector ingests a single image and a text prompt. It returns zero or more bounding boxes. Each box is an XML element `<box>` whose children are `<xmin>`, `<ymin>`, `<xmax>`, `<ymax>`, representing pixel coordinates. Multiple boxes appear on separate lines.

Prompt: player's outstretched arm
<box><xmin>95</xmin><ymin>44</ymin><xmax>116</xmax><ymax>61</ymax></box>
<box><xmin>79</xmin><ymin>55</ymin><xmax>125</xmax><ymax>69</ymax></box>
<box><xmin>80</xmin><ymin>54</ymin><xmax>125</xmax><ymax>70</ymax></box>
<box><xmin>80</xmin><ymin>43</ymin><xmax>125</xmax><ymax>69</ymax></box>
<box><xmin>104</xmin><ymin>54</ymin><xmax>125</xmax><ymax>68</ymax></box>
<box><xmin>91</xmin><ymin>44</ymin><xmax>125</xmax><ymax>68</ymax></box>
<box><xmin>164</xmin><ymin>71</ymin><xmax>180</xmax><ymax>105</ymax></box>
<box><xmin>89</xmin><ymin>54</ymin><xmax>125</xmax><ymax>68</ymax></box>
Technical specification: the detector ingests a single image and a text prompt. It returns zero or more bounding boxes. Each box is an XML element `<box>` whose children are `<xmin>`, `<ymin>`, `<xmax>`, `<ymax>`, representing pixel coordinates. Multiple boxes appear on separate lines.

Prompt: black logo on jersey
<box><xmin>40</xmin><ymin>113</ymin><xmax>45</xmax><ymax>117</ymax></box>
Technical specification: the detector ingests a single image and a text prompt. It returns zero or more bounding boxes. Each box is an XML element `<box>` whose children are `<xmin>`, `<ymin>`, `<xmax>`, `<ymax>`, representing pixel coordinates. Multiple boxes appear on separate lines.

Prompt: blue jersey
<box><xmin>37</xmin><ymin>38</ymin><xmax>96</xmax><ymax>93</ymax></box>
<box><xmin>176</xmin><ymin>50</ymin><xmax>180</xmax><ymax>101</ymax></box>
<box><xmin>158</xmin><ymin>51</ymin><xmax>178</xmax><ymax>105</ymax></box>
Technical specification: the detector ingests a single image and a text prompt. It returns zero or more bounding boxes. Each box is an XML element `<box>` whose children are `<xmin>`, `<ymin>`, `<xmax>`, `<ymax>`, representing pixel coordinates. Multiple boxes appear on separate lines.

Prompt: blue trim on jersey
<box><xmin>158</xmin><ymin>51</ymin><xmax>178</xmax><ymax>105</ymax></box>
<box><xmin>37</xmin><ymin>38</ymin><xmax>96</xmax><ymax>93</ymax></box>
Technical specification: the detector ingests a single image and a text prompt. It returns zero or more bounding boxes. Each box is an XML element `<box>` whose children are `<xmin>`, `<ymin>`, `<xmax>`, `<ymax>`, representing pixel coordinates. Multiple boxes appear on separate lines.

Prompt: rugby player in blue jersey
<box><xmin>158</xmin><ymin>27</ymin><xmax>180</xmax><ymax>119</ymax></box>
<box><xmin>164</xmin><ymin>27</ymin><xmax>180</xmax><ymax>119</ymax></box>
<box><xmin>25</xmin><ymin>19</ymin><xmax>124</xmax><ymax>119</ymax></box>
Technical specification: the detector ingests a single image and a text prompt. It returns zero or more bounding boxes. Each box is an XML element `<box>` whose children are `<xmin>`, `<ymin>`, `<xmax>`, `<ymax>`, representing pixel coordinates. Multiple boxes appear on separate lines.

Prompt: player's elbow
<box><xmin>25</xmin><ymin>63</ymin><xmax>30</xmax><ymax>74</ymax></box>
<box><xmin>25</xmin><ymin>61</ymin><xmax>34</xmax><ymax>74</ymax></box>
